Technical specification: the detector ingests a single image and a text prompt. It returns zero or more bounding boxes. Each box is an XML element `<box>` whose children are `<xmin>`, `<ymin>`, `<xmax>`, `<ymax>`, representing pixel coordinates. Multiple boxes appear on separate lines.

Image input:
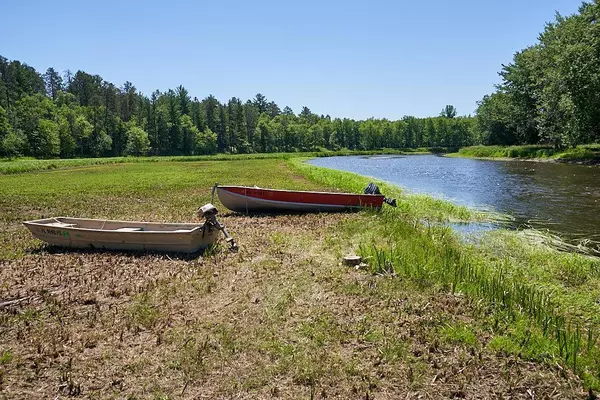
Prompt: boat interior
<box><xmin>28</xmin><ymin>217</ymin><xmax>204</xmax><ymax>233</ymax></box>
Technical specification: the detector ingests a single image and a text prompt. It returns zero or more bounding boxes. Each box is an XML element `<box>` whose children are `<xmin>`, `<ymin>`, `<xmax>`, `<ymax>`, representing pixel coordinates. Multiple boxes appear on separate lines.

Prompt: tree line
<box><xmin>0</xmin><ymin>56</ymin><xmax>475</xmax><ymax>159</ymax></box>
<box><xmin>476</xmin><ymin>1</ymin><xmax>600</xmax><ymax>148</ymax></box>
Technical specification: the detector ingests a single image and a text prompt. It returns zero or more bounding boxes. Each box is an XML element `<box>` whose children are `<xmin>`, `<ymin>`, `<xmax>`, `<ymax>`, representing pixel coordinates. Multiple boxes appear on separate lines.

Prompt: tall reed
<box><xmin>358</xmin><ymin>214</ymin><xmax>600</xmax><ymax>386</ymax></box>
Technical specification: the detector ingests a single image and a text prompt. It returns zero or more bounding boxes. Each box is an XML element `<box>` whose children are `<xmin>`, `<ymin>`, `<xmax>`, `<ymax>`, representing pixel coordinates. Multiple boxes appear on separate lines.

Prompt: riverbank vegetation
<box><xmin>0</xmin><ymin>55</ymin><xmax>475</xmax><ymax>159</ymax></box>
<box><xmin>475</xmin><ymin>2</ymin><xmax>600</xmax><ymax>149</ymax></box>
<box><xmin>454</xmin><ymin>144</ymin><xmax>600</xmax><ymax>161</ymax></box>
<box><xmin>0</xmin><ymin>158</ymin><xmax>598</xmax><ymax>397</ymax></box>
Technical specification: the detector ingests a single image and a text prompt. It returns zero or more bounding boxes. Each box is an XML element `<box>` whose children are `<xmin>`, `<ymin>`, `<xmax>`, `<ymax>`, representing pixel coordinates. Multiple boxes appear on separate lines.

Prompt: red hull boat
<box><xmin>216</xmin><ymin>185</ymin><xmax>385</xmax><ymax>213</ymax></box>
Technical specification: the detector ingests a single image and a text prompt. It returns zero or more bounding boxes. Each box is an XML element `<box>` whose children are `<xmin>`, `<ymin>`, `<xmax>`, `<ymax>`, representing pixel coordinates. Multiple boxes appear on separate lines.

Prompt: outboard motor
<box><xmin>364</xmin><ymin>183</ymin><xmax>397</xmax><ymax>208</ymax></box>
<box><xmin>198</xmin><ymin>203</ymin><xmax>238</xmax><ymax>250</ymax></box>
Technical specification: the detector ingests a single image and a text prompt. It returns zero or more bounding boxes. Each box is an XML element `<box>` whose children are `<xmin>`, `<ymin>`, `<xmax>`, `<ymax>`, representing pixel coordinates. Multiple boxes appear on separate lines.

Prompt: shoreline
<box><xmin>445</xmin><ymin>152</ymin><xmax>600</xmax><ymax>165</ymax></box>
<box><xmin>447</xmin><ymin>144</ymin><xmax>600</xmax><ymax>166</ymax></box>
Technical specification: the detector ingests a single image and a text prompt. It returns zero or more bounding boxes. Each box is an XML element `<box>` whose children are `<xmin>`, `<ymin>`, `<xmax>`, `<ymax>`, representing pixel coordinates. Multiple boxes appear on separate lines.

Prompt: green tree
<box><xmin>255</xmin><ymin>114</ymin><xmax>272</xmax><ymax>152</ymax></box>
<box><xmin>440</xmin><ymin>105</ymin><xmax>457</xmax><ymax>118</ymax></box>
<box><xmin>475</xmin><ymin>93</ymin><xmax>517</xmax><ymax>145</ymax></box>
<box><xmin>14</xmin><ymin>94</ymin><xmax>60</xmax><ymax>157</ymax></box>
<box><xmin>176</xmin><ymin>85</ymin><xmax>190</xmax><ymax>115</ymax></box>
<box><xmin>307</xmin><ymin>123</ymin><xmax>324</xmax><ymax>150</ymax></box>
<box><xmin>120</xmin><ymin>81</ymin><xmax>137</xmax><ymax>121</ymax></box>
<box><xmin>266</xmin><ymin>101</ymin><xmax>281</xmax><ymax>118</ymax></box>
<box><xmin>166</xmin><ymin>90</ymin><xmax>181</xmax><ymax>153</ymax></box>
<box><xmin>227</xmin><ymin>97</ymin><xmax>247</xmax><ymax>152</ymax></box>
<box><xmin>44</xmin><ymin>67</ymin><xmax>63</xmax><ymax>100</ymax></box>
<box><xmin>32</xmin><ymin>119</ymin><xmax>60</xmax><ymax>157</ymax></box>
<box><xmin>0</xmin><ymin>105</ymin><xmax>24</xmax><ymax>157</ymax></box>
<box><xmin>244</xmin><ymin>100</ymin><xmax>259</xmax><ymax>151</ymax></box>
<box><xmin>180</xmin><ymin>114</ymin><xmax>198</xmax><ymax>155</ymax></box>
<box><xmin>0</xmin><ymin>105</ymin><xmax>11</xmax><ymax>144</ymax></box>
<box><xmin>155</xmin><ymin>105</ymin><xmax>172</xmax><ymax>155</ymax></box>
<box><xmin>68</xmin><ymin>71</ymin><xmax>102</xmax><ymax>107</ymax></box>
<box><xmin>253</xmin><ymin>93</ymin><xmax>269</xmax><ymax>114</ymax></box>
<box><xmin>125</xmin><ymin>125</ymin><xmax>150</xmax><ymax>156</ymax></box>
<box><xmin>359</xmin><ymin>119</ymin><xmax>380</xmax><ymax>149</ymax></box>
<box><xmin>498</xmin><ymin>46</ymin><xmax>541</xmax><ymax>144</ymax></box>
<box><xmin>87</xmin><ymin>128</ymin><xmax>112</xmax><ymax>157</ymax></box>
<box><xmin>73</xmin><ymin>115</ymin><xmax>93</xmax><ymax>155</ymax></box>
<box><xmin>57</xmin><ymin>115</ymin><xmax>76</xmax><ymax>157</ymax></box>
<box><xmin>195</xmin><ymin>127</ymin><xmax>217</xmax><ymax>154</ymax></box>
<box><xmin>217</xmin><ymin>104</ymin><xmax>227</xmax><ymax>152</ymax></box>
<box><xmin>204</xmin><ymin>95</ymin><xmax>219</xmax><ymax>134</ymax></box>
<box><xmin>424</xmin><ymin>118</ymin><xmax>436</xmax><ymax>147</ymax></box>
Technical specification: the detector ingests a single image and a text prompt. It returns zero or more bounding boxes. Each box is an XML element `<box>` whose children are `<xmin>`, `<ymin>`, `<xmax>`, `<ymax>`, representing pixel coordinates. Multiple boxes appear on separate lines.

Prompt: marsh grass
<box><xmin>353</xmin><ymin>208</ymin><xmax>600</xmax><ymax>388</ymax></box>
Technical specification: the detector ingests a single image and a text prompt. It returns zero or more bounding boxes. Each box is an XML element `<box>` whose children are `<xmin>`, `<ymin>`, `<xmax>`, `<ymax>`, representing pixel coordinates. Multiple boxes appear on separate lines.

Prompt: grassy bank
<box><xmin>0</xmin><ymin>158</ymin><xmax>596</xmax><ymax>398</ymax></box>
<box><xmin>452</xmin><ymin>144</ymin><xmax>600</xmax><ymax>162</ymax></box>
<box><xmin>0</xmin><ymin>148</ymin><xmax>440</xmax><ymax>175</ymax></box>
<box><xmin>293</xmin><ymin>160</ymin><xmax>600</xmax><ymax>387</ymax></box>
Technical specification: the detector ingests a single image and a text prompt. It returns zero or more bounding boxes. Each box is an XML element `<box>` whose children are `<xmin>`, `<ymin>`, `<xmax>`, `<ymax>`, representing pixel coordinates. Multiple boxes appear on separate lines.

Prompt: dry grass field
<box><xmin>0</xmin><ymin>158</ymin><xmax>594</xmax><ymax>399</ymax></box>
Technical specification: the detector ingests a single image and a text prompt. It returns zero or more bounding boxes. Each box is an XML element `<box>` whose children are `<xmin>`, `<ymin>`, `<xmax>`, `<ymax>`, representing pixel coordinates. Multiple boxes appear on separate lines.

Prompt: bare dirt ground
<box><xmin>0</xmin><ymin>212</ymin><xmax>586</xmax><ymax>399</ymax></box>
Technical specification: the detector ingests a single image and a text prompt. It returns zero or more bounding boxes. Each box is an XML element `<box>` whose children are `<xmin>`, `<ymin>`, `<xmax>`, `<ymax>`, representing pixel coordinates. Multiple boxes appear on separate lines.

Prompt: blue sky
<box><xmin>1</xmin><ymin>0</ymin><xmax>583</xmax><ymax>119</ymax></box>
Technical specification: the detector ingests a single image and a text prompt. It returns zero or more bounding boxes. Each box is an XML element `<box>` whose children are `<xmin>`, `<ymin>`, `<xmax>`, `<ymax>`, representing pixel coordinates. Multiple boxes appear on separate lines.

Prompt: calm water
<box><xmin>309</xmin><ymin>155</ymin><xmax>600</xmax><ymax>246</ymax></box>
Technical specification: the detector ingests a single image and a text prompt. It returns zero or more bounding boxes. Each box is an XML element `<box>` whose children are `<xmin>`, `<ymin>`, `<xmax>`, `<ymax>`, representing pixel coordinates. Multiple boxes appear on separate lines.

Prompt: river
<box><xmin>308</xmin><ymin>155</ymin><xmax>600</xmax><ymax>249</ymax></box>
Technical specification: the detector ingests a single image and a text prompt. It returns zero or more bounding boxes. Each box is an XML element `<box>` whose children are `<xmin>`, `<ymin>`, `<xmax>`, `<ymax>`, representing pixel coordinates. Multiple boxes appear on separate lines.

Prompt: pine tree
<box><xmin>44</xmin><ymin>67</ymin><xmax>63</xmax><ymax>100</ymax></box>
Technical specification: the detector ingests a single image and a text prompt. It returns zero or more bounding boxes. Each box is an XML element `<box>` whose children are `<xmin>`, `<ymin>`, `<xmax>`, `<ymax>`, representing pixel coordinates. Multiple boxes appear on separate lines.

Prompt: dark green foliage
<box><xmin>0</xmin><ymin>55</ymin><xmax>477</xmax><ymax>159</ymax></box>
<box><xmin>477</xmin><ymin>2</ymin><xmax>600</xmax><ymax>148</ymax></box>
<box><xmin>43</xmin><ymin>67</ymin><xmax>63</xmax><ymax>100</ymax></box>
<box><xmin>440</xmin><ymin>105</ymin><xmax>457</xmax><ymax>118</ymax></box>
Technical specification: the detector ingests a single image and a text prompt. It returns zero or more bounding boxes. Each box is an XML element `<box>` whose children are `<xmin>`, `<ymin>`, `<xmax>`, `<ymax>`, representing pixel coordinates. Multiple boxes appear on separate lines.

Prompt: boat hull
<box><xmin>23</xmin><ymin>217</ymin><xmax>220</xmax><ymax>253</ymax></box>
<box><xmin>216</xmin><ymin>186</ymin><xmax>384</xmax><ymax>213</ymax></box>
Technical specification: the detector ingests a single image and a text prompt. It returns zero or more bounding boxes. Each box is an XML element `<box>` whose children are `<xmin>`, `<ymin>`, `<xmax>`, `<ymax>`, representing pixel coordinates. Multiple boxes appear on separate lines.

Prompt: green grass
<box><xmin>453</xmin><ymin>144</ymin><xmax>600</xmax><ymax>161</ymax></box>
<box><xmin>0</xmin><ymin>148</ymin><xmax>438</xmax><ymax>175</ymax></box>
<box><xmin>347</xmin><ymin>209</ymin><xmax>600</xmax><ymax>388</ymax></box>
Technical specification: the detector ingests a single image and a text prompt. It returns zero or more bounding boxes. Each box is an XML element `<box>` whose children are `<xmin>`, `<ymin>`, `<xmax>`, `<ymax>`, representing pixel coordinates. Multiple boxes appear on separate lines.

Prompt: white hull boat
<box><xmin>23</xmin><ymin>217</ymin><xmax>221</xmax><ymax>253</ymax></box>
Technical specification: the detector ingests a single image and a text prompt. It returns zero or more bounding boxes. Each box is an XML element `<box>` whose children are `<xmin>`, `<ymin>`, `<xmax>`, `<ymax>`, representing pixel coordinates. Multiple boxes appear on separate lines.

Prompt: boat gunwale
<box><xmin>217</xmin><ymin>188</ymin><xmax>383</xmax><ymax>211</ymax></box>
<box><xmin>217</xmin><ymin>185</ymin><xmax>385</xmax><ymax>199</ymax></box>
<box><xmin>23</xmin><ymin>217</ymin><xmax>206</xmax><ymax>234</ymax></box>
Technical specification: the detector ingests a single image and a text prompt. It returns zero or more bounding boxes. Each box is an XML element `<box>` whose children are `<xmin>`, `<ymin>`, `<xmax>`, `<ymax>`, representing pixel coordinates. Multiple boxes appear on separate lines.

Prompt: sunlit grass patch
<box><xmin>127</xmin><ymin>292</ymin><xmax>161</xmax><ymax>331</ymax></box>
<box><xmin>487</xmin><ymin>318</ymin><xmax>557</xmax><ymax>362</ymax></box>
<box><xmin>439</xmin><ymin>323</ymin><xmax>479</xmax><ymax>347</ymax></box>
<box><xmin>0</xmin><ymin>350</ymin><xmax>12</xmax><ymax>365</ymax></box>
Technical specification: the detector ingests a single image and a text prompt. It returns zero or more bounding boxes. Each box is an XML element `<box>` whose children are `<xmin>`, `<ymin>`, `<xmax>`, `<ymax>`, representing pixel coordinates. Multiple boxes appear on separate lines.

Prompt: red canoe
<box><xmin>216</xmin><ymin>185</ymin><xmax>385</xmax><ymax>213</ymax></box>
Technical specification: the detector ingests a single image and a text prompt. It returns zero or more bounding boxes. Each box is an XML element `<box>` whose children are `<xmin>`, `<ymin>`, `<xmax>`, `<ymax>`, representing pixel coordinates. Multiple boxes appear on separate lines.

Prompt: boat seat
<box><xmin>47</xmin><ymin>222</ymin><xmax>77</xmax><ymax>228</ymax></box>
<box><xmin>115</xmin><ymin>227</ymin><xmax>143</xmax><ymax>232</ymax></box>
